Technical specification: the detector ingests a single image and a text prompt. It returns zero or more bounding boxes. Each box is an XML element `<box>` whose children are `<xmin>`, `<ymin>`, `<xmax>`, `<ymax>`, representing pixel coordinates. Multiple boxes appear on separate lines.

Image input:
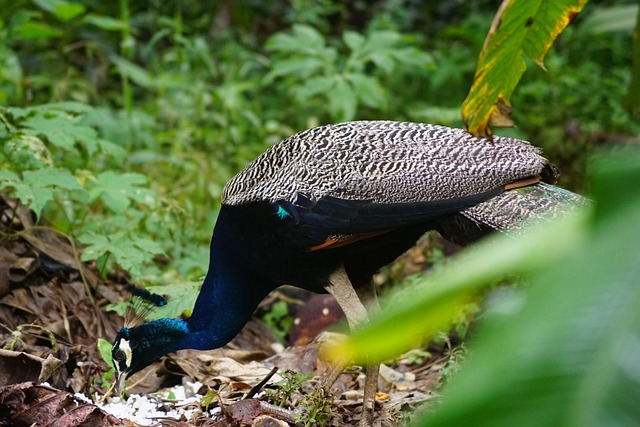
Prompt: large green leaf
<box><xmin>32</xmin><ymin>0</ymin><xmax>85</xmax><ymax>21</ymax></box>
<box><xmin>143</xmin><ymin>281</ymin><xmax>202</xmax><ymax>320</ymax></box>
<box><xmin>0</xmin><ymin>168</ymin><xmax>83</xmax><ymax>216</ymax></box>
<box><xmin>333</xmin><ymin>208</ymin><xmax>588</xmax><ymax>363</ymax></box>
<box><xmin>415</xmin><ymin>154</ymin><xmax>640</xmax><ymax>427</ymax></box>
<box><xmin>22</xmin><ymin>114</ymin><xmax>98</xmax><ymax>152</ymax></box>
<box><xmin>461</xmin><ymin>0</ymin><xmax>588</xmax><ymax>137</ymax></box>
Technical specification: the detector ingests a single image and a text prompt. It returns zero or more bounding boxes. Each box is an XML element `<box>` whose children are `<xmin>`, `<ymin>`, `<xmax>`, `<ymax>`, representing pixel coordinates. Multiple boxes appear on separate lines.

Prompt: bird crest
<box><xmin>122</xmin><ymin>283</ymin><xmax>167</xmax><ymax>328</ymax></box>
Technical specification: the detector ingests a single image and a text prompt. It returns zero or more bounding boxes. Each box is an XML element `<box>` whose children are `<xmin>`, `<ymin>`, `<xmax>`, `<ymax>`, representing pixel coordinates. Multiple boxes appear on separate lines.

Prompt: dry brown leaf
<box><xmin>0</xmin><ymin>382</ymin><xmax>140</xmax><ymax>427</ymax></box>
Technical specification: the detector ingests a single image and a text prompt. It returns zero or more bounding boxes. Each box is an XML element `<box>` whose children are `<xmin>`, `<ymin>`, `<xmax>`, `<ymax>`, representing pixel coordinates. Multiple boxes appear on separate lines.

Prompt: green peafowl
<box><xmin>111</xmin><ymin>121</ymin><xmax>587</xmax><ymax>425</ymax></box>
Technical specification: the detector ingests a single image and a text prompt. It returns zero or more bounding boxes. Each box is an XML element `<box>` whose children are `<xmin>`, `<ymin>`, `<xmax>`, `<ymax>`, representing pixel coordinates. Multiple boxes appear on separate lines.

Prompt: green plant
<box><xmin>297</xmin><ymin>387</ymin><xmax>333</xmax><ymax>426</ymax></box>
<box><xmin>96</xmin><ymin>337</ymin><xmax>115</xmax><ymax>388</ymax></box>
<box><xmin>265</xmin><ymin>24</ymin><xmax>433</xmax><ymax>121</ymax></box>
<box><xmin>266</xmin><ymin>370</ymin><xmax>312</xmax><ymax>407</ymax></box>
<box><xmin>402</xmin><ymin>349</ymin><xmax>432</xmax><ymax>366</ymax></box>
<box><xmin>267</xmin><ymin>370</ymin><xmax>332</xmax><ymax>425</ymax></box>
<box><xmin>1</xmin><ymin>323</ymin><xmax>58</xmax><ymax>351</ymax></box>
<box><xmin>0</xmin><ymin>103</ymin><xmax>169</xmax><ymax>279</ymax></box>
<box><xmin>261</xmin><ymin>300</ymin><xmax>295</xmax><ymax>343</ymax></box>
<box><xmin>336</xmin><ymin>149</ymin><xmax>640</xmax><ymax>426</ymax></box>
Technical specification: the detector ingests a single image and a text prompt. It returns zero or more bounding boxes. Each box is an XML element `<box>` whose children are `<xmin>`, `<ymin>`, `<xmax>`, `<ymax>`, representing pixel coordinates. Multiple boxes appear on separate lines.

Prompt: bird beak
<box><xmin>115</xmin><ymin>370</ymin><xmax>128</xmax><ymax>396</ymax></box>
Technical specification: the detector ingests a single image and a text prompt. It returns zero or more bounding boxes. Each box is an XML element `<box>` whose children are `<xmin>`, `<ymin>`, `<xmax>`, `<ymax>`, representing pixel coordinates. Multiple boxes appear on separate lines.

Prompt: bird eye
<box><xmin>113</xmin><ymin>349</ymin><xmax>126</xmax><ymax>362</ymax></box>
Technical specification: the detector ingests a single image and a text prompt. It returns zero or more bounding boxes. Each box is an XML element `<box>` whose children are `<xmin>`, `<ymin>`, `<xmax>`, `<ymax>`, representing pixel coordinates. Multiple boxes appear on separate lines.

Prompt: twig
<box><xmin>245</xmin><ymin>366</ymin><xmax>279</xmax><ymax>399</ymax></box>
<box><xmin>97</xmin><ymin>380</ymin><xmax>117</xmax><ymax>404</ymax></box>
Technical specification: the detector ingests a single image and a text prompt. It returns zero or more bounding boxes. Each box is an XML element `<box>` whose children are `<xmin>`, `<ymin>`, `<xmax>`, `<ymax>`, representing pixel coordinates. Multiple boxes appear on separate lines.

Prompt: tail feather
<box><xmin>461</xmin><ymin>182</ymin><xmax>589</xmax><ymax>233</ymax></box>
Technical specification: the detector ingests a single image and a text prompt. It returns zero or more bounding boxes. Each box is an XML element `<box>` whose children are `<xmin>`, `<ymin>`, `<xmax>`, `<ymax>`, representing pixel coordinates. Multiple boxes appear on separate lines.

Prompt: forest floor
<box><xmin>0</xmin><ymin>196</ymin><xmax>461</xmax><ymax>426</ymax></box>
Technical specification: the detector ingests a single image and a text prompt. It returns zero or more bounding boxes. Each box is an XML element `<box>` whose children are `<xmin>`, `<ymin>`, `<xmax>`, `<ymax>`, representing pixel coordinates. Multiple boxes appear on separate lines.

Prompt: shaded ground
<box><xmin>0</xmin><ymin>195</ymin><xmax>462</xmax><ymax>426</ymax></box>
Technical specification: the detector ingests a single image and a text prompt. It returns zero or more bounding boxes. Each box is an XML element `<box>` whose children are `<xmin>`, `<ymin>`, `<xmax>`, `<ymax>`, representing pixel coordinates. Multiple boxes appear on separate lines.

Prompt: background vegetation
<box><xmin>1</xmin><ymin>1</ymin><xmax>639</xmax><ymax>424</ymax></box>
<box><xmin>1</xmin><ymin>0</ymin><xmax>637</xmax><ymax>286</ymax></box>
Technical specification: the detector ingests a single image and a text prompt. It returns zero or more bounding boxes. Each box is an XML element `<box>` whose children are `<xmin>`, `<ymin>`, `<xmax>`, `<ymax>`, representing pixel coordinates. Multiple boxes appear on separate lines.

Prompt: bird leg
<box><xmin>355</xmin><ymin>283</ymin><xmax>381</xmax><ymax>427</ymax></box>
<box><xmin>320</xmin><ymin>265</ymin><xmax>380</xmax><ymax>426</ymax></box>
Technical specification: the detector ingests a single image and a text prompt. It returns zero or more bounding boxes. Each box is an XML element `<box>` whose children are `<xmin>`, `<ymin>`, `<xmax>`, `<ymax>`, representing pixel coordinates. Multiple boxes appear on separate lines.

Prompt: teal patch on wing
<box><xmin>276</xmin><ymin>205</ymin><xmax>291</xmax><ymax>220</ymax></box>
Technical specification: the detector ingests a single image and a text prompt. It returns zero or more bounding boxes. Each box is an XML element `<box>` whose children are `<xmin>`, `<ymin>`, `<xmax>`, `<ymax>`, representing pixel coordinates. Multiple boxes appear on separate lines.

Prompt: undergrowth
<box><xmin>0</xmin><ymin>0</ymin><xmax>637</xmax><ymax>320</ymax></box>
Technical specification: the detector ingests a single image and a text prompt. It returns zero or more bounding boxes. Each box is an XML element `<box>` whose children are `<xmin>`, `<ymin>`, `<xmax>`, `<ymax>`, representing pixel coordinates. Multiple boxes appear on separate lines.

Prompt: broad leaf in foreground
<box><xmin>415</xmin><ymin>153</ymin><xmax>640</xmax><ymax>426</ymax></box>
<box><xmin>333</xmin><ymin>208</ymin><xmax>588</xmax><ymax>363</ymax></box>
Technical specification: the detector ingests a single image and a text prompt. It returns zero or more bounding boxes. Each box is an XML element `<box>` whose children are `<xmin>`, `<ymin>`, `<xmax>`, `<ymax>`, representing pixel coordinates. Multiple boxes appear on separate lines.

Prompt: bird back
<box><xmin>222</xmin><ymin>121</ymin><xmax>551</xmax><ymax>207</ymax></box>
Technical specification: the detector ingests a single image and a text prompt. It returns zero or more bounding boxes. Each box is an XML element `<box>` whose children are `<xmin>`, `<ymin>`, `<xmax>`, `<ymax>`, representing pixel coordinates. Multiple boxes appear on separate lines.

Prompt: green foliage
<box><xmin>266</xmin><ymin>24</ymin><xmax>433</xmax><ymax>121</ymax></box>
<box><xmin>261</xmin><ymin>300</ymin><xmax>295</xmax><ymax>343</ymax></box>
<box><xmin>267</xmin><ymin>370</ymin><xmax>313</xmax><ymax>407</ymax></box>
<box><xmin>0</xmin><ymin>168</ymin><xmax>82</xmax><ymax>216</ymax></box>
<box><xmin>140</xmin><ymin>281</ymin><xmax>202</xmax><ymax>319</ymax></box>
<box><xmin>0</xmin><ymin>103</ymin><xmax>172</xmax><ymax>279</ymax></box>
<box><xmin>401</xmin><ymin>349</ymin><xmax>432</xmax><ymax>366</ymax></box>
<box><xmin>297</xmin><ymin>390</ymin><xmax>333</xmax><ymax>426</ymax></box>
<box><xmin>461</xmin><ymin>0</ymin><xmax>589</xmax><ymax>137</ymax></box>
<box><xmin>96</xmin><ymin>337</ymin><xmax>115</xmax><ymax>387</ymax></box>
<box><xmin>78</xmin><ymin>231</ymin><xmax>164</xmax><ymax>278</ymax></box>
<box><xmin>265</xmin><ymin>370</ymin><xmax>332</xmax><ymax>425</ymax></box>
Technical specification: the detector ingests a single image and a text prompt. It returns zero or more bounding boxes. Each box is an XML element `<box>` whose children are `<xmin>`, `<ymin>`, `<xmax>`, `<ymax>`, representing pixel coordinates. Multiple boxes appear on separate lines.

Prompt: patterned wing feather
<box><xmin>222</xmin><ymin>121</ymin><xmax>551</xmax><ymax>206</ymax></box>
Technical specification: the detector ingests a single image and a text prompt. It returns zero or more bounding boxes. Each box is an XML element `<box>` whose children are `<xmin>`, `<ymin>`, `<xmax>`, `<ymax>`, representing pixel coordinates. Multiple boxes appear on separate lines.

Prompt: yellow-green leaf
<box><xmin>461</xmin><ymin>0</ymin><xmax>588</xmax><ymax>138</ymax></box>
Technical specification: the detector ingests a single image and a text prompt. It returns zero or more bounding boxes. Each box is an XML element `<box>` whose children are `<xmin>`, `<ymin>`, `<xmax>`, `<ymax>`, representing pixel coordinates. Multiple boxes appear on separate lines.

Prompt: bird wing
<box><xmin>273</xmin><ymin>186</ymin><xmax>503</xmax><ymax>251</ymax></box>
<box><xmin>221</xmin><ymin>121</ymin><xmax>556</xmax><ymax>250</ymax></box>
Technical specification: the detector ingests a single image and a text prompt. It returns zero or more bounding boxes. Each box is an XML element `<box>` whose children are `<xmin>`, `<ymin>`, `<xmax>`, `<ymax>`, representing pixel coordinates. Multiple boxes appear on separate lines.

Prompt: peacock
<box><xmin>111</xmin><ymin>121</ymin><xmax>587</xmax><ymax>424</ymax></box>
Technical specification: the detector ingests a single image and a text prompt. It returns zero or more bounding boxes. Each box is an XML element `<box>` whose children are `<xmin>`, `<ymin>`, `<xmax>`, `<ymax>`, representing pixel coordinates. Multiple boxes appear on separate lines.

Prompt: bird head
<box><xmin>111</xmin><ymin>318</ymin><xmax>190</xmax><ymax>393</ymax></box>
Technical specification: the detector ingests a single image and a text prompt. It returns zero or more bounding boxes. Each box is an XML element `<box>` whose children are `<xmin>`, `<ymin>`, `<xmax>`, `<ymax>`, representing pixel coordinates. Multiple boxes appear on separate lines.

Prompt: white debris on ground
<box><xmin>75</xmin><ymin>381</ymin><xmax>220</xmax><ymax>426</ymax></box>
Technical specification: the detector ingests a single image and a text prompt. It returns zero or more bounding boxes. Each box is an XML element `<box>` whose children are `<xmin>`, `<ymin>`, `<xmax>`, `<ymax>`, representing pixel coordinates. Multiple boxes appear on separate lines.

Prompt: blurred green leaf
<box><xmin>295</xmin><ymin>75</ymin><xmax>337</xmax><ymax>100</ymax></box>
<box><xmin>266</xmin><ymin>24</ymin><xmax>326</xmax><ymax>54</ymax></box>
<box><xmin>582</xmin><ymin>5</ymin><xmax>638</xmax><ymax>33</ymax></box>
<box><xmin>13</xmin><ymin>21</ymin><xmax>63</xmax><ymax>39</ymax></box>
<box><xmin>79</xmin><ymin>231</ymin><xmax>165</xmax><ymax>278</ymax></box>
<box><xmin>623</xmin><ymin>5</ymin><xmax>640</xmax><ymax>111</ymax></box>
<box><xmin>22</xmin><ymin>114</ymin><xmax>98</xmax><ymax>153</ymax></box>
<box><xmin>329</xmin><ymin>78</ymin><xmax>357</xmax><ymax>121</ymax></box>
<box><xmin>53</xmin><ymin>2</ymin><xmax>85</xmax><ymax>21</ymax></box>
<box><xmin>0</xmin><ymin>168</ymin><xmax>82</xmax><ymax>216</ymax></box>
<box><xmin>83</xmin><ymin>14</ymin><xmax>128</xmax><ymax>31</ymax></box>
<box><xmin>343</xmin><ymin>31</ymin><xmax>365</xmax><ymax>51</ymax></box>
<box><xmin>3</xmin><ymin>135</ymin><xmax>52</xmax><ymax>169</ymax></box>
<box><xmin>97</xmin><ymin>338</ymin><xmax>113</xmax><ymax>366</ymax></box>
<box><xmin>265</xmin><ymin>57</ymin><xmax>325</xmax><ymax>82</ymax></box>
<box><xmin>416</xmin><ymin>152</ymin><xmax>640</xmax><ymax>427</ymax></box>
<box><xmin>335</xmin><ymin>207</ymin><xmax>588</xmax><ymax>363</ymax></box>
<box><xmin>347</xmin><ymin>73</ymin><xmax>386</xmax><ymax>108</ymax></box>
<box><xmin>111</xmin><ymin>56</ymin><xmax>155</xmax><ymax>89</ymax></box>
<box><xmin>32</xmin><ymin>0</ymin><xmax>85</xmax><ymax>21</ymax></box>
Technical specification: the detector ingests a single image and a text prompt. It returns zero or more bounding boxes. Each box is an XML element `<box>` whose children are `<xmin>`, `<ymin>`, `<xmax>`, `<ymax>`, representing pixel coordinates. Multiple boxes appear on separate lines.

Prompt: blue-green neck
<box><xmin>175</xmin><ymin>205</ymin><xmax>274</xmax><ymax>351</ymax></box>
